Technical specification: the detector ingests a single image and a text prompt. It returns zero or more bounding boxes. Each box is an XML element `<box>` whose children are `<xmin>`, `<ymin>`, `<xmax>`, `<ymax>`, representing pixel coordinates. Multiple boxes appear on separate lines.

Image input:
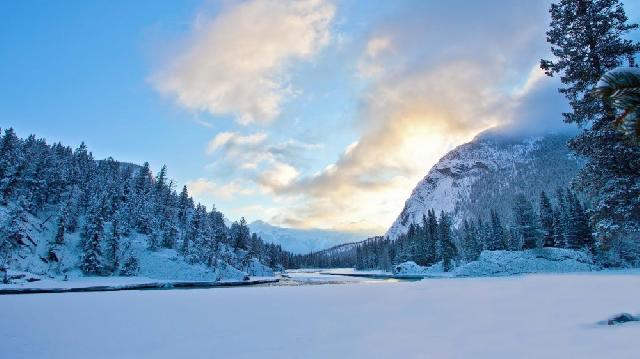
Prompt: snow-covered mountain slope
<box><xmin>249</xmin><ymin>220</ymin><xmax>364</xmax><ymax>254</ymax></box>
<box><xmin>386</xmin><ymin>130</ymin><xmax>581</xmax><ymax>239</ymax></box>
<box><xmin>0</xmin><ymin>205</ymin><xmax>254</xmax><ymax>282</ymax></box>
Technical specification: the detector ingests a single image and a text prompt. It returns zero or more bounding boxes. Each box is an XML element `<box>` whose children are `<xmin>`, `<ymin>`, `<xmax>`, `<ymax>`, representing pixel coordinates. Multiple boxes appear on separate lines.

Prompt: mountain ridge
<box><xmin>386</xmin><ymin>130</ymin><xmax>581</xmax><ymax>239</ymax></box>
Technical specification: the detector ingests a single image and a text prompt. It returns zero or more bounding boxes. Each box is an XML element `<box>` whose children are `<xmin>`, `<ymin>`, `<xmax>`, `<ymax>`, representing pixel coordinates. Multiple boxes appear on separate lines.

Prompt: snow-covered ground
<box><xmin>2</xmin><ymin>272</ymin><xmax>639</xmax><ymax>358</ymax></box>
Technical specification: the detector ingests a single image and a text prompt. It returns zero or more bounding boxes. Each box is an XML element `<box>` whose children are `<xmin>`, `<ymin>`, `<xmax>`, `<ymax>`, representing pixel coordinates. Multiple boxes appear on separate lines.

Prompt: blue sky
<box><xmin>1</xmin><ymin>0</ymin><xmax>638</xmax><ymax>234</ymax></box>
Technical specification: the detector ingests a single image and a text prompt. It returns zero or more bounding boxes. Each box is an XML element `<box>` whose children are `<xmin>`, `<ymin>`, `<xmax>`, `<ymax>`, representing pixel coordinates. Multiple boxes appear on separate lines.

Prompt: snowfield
<box><xmin>2</xmin><ymin>272</ymin><xmax>639</xmax><ymax>358</ymax></box>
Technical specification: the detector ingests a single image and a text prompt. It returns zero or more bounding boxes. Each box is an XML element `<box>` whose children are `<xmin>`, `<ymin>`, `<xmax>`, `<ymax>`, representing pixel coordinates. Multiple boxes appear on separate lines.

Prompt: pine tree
<box><xmin>462</xmin><ymin>219</ymin><xmax>482</xmax><ymax>261</ymax></box>
<box><xmin>539</xmin><ymin>191</ymin><xmax>555</xmax><ymax>247</ymax></box>
<box><xmin>489</xmin><ymin>209</ymin><xmax>508</xmax><ymax>250</ymax></box>
<box><xmin>120</xmin><ymin>256</ymin><xmax>139</xmax><ymax>276</ymax></box>
<box><xmin>231</xmin><ymin>217</ymin><xmax>250</xmax><ymax>251</ymax></box>
<box><xmin>105</xmin><ymin>221</ymin><xmax>121</xmax><ymax>274</ymax></box>
<box><xmin>425</xmin><ymin>210</ymin><xmax>439</xmax><ymax>264</ymax></box>
<box><xmin>439</xmin><ymin>212</ymin><xmax>456</xmax><ymax>272</ymax></box>
<box><xmin>80</xmin><ymin>198</ymin><xmax>105</xmax><ymax>275</ymax></box>
<box><xmin>541</xmin><ymin>0</ymin><xmax>640</xmax><ymax>251</ymax></box>
<box><xmin>53</xmin><ymin>205</ymin><xmax>66</xmax><ymax>245</ymax></box>
<box><xmin>513</xmin><ymin>194</ymin><xmax>541</xmax><ymax>249</ymax></box>
<box><xmin>552</xmin><ymin>208</ymin><xmax>565</xmax><ymax>247</ymax></box>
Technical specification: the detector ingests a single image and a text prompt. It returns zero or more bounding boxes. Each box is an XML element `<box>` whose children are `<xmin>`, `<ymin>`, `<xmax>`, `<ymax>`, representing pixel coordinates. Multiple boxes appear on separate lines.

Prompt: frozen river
<box><xmin>1</xmin><ymin>272</ymin><xmax>639</xmax><ymax>358</ymax></box>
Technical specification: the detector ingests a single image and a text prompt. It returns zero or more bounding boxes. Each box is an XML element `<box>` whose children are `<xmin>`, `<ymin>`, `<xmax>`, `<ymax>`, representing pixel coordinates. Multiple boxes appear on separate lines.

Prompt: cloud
<box><xmin>259</xmin><ymin>0</ymin><xmax>563</xmax><ymax>232</ymax></box>
<box><xmin>203</xmin><ymin>131</ymin><xmax>322</xmax><ymax>195</ymax></box>
<box><xmin>357</xmin><ymin>36</ymin><xmax>394</xmax><ymax>78</ymax></box>
<box><xmin>153</xmin><ymin>0</ymin><xmax>335</xmax><ymax>124</ymax></box>
<box><xmin>258</xmin><ymin>162</ymin><xmax>299</xmax><ymax>190</ymax></box>
<box><xmin>187</xmin><ymin>178</ymin><xmax>254</xmax><ymax>200</ymax></box>
<box><xmin>207</xmin><ymin>132</ymin><xmax>268</xmax><ymax>155</ymax></box>
<box><xmin>271</xmin><ymin>61</ymin><xmax>502</xmax><ymax>231</ymax></box>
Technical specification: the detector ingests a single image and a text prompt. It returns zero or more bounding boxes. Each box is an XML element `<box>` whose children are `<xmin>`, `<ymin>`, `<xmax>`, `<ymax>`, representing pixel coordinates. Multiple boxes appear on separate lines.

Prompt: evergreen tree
<box><xmin>104</xmin><ymin>221</ymin><xmax>121</xmax><ymax>274</ymax></box>
<box><xmin>462</xmin><ymin>219</ymin><xmax>482</xmax><ymax>261</ymax></box>
<box><xmin>120</xmin><ymin>255</ymin><xmax>139</xmax><ymax>276</ymax></box>
<box><xmin>80</xmin><ymin>202</ymin><xmax>105</xmax><ymax>275</ymax></box>
<box><xmin>439</xmin><ymin>212</ymin><xmax>456</xmax><ymax>272</ymax></box>
<box><xmin>513</xmin><ymin>194</ymin><xmax>541</xmax><ymax>249</ymax></box>
<box><xmin>426</xmin><ymin>210</ymin><xmax>439</xmax><ymax>264</ymax></box>
<box><xmin>541</xmin><ymin>0</ymin><xmax>640</xmax><ymax>251</ymax></box>
<box><xmin>231</xmin><ymin>217</ymin><xmax>251</xmax><ymax>251</ymax></box>
<box><xmin>53</xmin><ymin>205</ymin><xmax>66</xmax><ymax>245</ymax></box>
<box><xmin>539</xmin><ymin>191</ymin><xmax>555</xmax><ymax>247</ymax></box>
<box><xmin>489</xmin><ymin>209</ymin><xmax>507</xmax><ymax>250</ymax></box>
<box><xmin>552</xmin><ymin>208</ymin><xmax>566</xmax><ymax>247</ymax></box>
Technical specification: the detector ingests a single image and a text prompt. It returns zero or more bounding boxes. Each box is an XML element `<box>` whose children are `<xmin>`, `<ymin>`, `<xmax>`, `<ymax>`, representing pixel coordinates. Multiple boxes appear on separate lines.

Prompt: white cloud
<box><xmin>207</xmin><ymin>132</ymin><xmax>268</xmax><ymax>154</ymax></box>
<box><xmin>357</xmin><ymin>36</ymin><xmax>394</xmax><ymax>78</ymax></box>
<box><xmin>258</xmin><ymin>162</ymin><xmax>300</xmax><ymax>190</ymax></box>
<box><xmin>187</xmin><ymin>178</ymin><xmax>254</xmax><ymax>200</ymax></box>
<box><xmin>154</xmin><ymin>0</ymin><xmax>335</xmax><ymax>124</ymax></box>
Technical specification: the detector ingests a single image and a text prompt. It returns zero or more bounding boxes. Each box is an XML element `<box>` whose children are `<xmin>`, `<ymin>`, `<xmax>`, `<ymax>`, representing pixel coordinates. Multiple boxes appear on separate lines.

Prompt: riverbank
<box><xmin>0</xmin><ymin>276</ymin><xmax>279</xmax><ymax>295</ymax></box>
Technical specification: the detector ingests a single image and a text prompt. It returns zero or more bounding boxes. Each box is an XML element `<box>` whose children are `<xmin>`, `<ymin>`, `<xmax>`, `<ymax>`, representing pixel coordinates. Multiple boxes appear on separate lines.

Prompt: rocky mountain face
<box><xmin>386</xmin><ymin>130</ymin><xmax>581</xmax><ymax>239</ymax></box>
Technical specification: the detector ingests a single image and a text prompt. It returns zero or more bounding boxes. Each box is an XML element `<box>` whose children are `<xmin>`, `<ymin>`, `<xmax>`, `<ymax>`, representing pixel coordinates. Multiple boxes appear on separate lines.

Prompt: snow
<box><xmin>331</xmin><ymin>248</ymin><xmax>596</xmax><ymax>279</ymax></box>
<box><xmin>245</xmin><ymin>258</ymin><xmax>274</xmax><ymax>277</ymax></box>
<box><xmin>454</xmin><ymin>248</ymin><xmax>597</xmax><ymax>277</ymax></box>
<box><xmin>1</xmin><ymin>272</ymin><xmax>639</xmax><ymax>358</ymax></box>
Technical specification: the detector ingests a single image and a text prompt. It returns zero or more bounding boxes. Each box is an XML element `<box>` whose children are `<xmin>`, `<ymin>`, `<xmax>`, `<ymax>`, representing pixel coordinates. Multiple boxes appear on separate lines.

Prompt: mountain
<box><xmin>249</xmin><ymin>220</ymin><xmax>364</xmax><ymax>254</ymax></box>
<box><xmin>386</xmin><ymin>130</ymin><xmax>582</xmax><ymax>239</ymax></box>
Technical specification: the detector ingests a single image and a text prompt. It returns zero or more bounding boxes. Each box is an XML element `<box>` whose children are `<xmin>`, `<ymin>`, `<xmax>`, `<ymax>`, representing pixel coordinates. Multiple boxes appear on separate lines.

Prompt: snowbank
<box><xmin>134</xmin><ymin>245</ymin><xmax>246</xmax><ymax>282</ymax></box>
<box><xmin>244</xmin><ymin>258</ymin><xmax>274</xmax><ymax>277</ymax></box>
<box><xmin>454</xmin><ymin>248</ymin><xmax>597</xmax><ymax>277</ymax></box>
<box><xmin>392</xmin><ymin>261</ymin><xmax>443</xmax><ymax>276</ymax></box>
<box><xmin>386</xmin><ymin>248</ymin><xmax>596</xmax><ymax>277</ymax></box>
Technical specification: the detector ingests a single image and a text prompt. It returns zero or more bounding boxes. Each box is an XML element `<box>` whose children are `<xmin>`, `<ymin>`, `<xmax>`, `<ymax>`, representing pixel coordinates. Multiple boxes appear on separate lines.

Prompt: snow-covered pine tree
<box><xmin>541</xmin><ymin>0</ymin><xmax>640</xmax><ymax>261</ymax></box>
<box><xmin>512</xmin><ymin>194</ymin><xmax>541</xmax><ymax>249</ymax></box>
<box><xmin>439</xmin><ymin>212</ymin><xmax>456</xmax><ymax>272</ymax></box>
<box><xmin>105</xmin><ymin>220</ymin><xmax>121</xmax><ymax>274</ymax></box>
<box><xmin>425</xmin><ymin>210</ymin><xmax>438</xmax><ymax>265</ymax></box>
<box><xmin>80</xmin><ymin>197</ymin><xmax>105</xmax><ymax>275</ymax></box>
<box><xmin>231</xmin><ymin>217</ymin><xmax>251</xmax><ymax>251</ymax></box>
<box><xmin>462</xmin><ymin>219</ymin><xmax>481</xmax><ymax>261</ymax></box>
<box><xmin>489</xmin><ymin>209</ymin><xmax>508</xmax><ymax>250</ymax></box>
<box><xmin>565</xmin><ymin>191</ymin><xmax>595</xmax><ymax>251</ymax></box>
<box><xmin>552</xmin><ymin>209</ymin><xmax>565</xmax><ymax>248</ymax></box>
<box><xmin>539</xmin><ymin>191</ymin><xmax>556</xmax><ymax>247</ymax></box>
<box><xmin>120</xmin><ymin>255</ymin><xmax>139</xmax><ymax>277</ymax></box>
<box><xmin>0</xmin><ymin>129</ymin><xmax>24</xmax><ymax>205</ymax></box>
<box><xmin>53</xmin><ymin>204</ymin><xmax>67</xmax><ymax>245</ymax></box>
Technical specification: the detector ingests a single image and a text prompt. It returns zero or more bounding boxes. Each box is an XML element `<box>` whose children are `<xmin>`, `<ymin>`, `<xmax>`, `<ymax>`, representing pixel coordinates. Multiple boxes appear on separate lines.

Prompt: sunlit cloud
<box><xmin>357</xmin><ymin>36</ymin><xmax>394</xmax><ymax>78</ymax></box>
<box><xmin>187</xmin><ymin>178</ymin><xmax>254</xmax><ymax>200</ymax></box>
<box><xmin>153</xmin><ymin>0</ymin><xmax>335</xmax><ymax>124</ymax></box>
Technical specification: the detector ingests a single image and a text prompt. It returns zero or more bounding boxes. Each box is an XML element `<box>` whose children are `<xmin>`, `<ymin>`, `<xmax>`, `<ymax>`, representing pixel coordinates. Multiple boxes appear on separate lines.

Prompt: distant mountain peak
<box><xmin>248</xmin><ymin>221</ymin><xmax>364</xmax><ymax>254</ymax></box>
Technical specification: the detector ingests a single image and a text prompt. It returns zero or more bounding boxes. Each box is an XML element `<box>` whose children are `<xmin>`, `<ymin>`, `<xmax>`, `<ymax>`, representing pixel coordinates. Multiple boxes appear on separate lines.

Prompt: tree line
<box><xmin>293</xmin><ymin>189</ymin><xmax>594</xmax><ymax>272</ymax></box>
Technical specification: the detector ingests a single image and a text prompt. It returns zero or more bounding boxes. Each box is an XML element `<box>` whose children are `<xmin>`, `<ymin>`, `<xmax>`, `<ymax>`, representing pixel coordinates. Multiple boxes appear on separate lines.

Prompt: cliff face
<box><xmin>386</xmin><ymin>130</ymin><xmax>580</xmax><ymax>239</ymax></box>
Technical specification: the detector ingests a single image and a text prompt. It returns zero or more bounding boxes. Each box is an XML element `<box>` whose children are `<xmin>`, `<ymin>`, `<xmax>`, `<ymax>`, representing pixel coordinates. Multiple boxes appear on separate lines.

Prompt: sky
<box><xmin>1</xmin><ymin>0</ymin><xmax>639</xmax><ymax>235</ymax></box>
